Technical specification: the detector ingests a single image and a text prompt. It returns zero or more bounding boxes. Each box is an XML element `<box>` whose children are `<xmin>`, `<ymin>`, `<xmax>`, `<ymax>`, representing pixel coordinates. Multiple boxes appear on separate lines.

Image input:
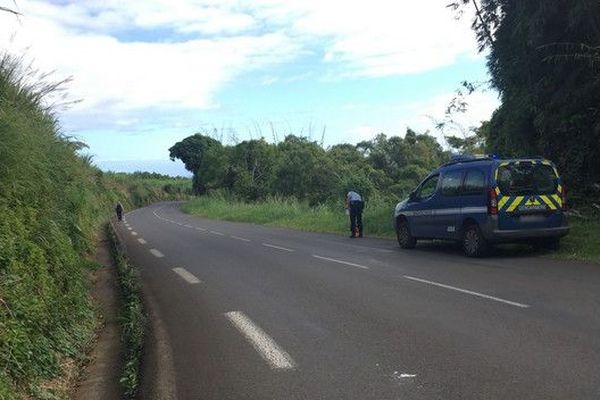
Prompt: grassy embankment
<box><xmin>0</xmin><ymin>55</ymin><xmax>191</xmax><ymax>399</ymax></box>
<box><xmin>183</xmin><ymin>195</ymin><xmax>600</xmax><ymax>263</ymax></box>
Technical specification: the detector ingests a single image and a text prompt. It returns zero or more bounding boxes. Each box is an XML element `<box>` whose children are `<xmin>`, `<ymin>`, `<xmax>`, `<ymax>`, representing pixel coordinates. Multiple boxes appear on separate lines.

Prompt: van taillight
<box><xmin>488</xmin><ymin>187</ymin><xmax>498</xmax><ymax>215</ymax></box>
<box><xmin>561</xmin><ymin>185</ymin><xmax>567</xmax><ymax>211</ymax></box>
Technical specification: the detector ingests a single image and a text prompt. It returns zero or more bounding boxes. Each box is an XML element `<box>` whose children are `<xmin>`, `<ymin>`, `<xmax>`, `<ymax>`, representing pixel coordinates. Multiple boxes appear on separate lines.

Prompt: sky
<box><xmin>0</xmin><ymin>0</ymin><xmax>500</xmax><ymax>176</ymax></box>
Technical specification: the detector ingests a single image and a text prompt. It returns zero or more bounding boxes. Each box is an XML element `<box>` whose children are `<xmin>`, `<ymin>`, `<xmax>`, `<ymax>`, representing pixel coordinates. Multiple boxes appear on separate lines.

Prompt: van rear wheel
<box><xmin>463</xmin><ymin>224</ymin><xmax>488</xmax><ymax>257</ymax></box>
<box><xmin>397</xmin><ymin>219</ymin><xmax>416</xmax><ymax>249</ymax></box>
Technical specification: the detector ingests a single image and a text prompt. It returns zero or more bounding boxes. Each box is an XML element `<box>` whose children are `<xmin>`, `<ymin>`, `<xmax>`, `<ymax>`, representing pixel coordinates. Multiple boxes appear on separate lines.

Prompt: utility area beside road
<box><xmin>117</xmin><ymin>202</ymin><xmax>600</xmax><ymax>400</ymax></box>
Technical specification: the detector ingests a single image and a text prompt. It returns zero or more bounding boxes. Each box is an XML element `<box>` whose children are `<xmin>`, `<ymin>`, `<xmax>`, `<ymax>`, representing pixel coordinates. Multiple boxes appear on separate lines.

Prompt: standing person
<box><xmin>115</xmin><ymin>202</ymin><xmax>124</xmax><ymax>222</ymax></box>
<box><xmin>345</xmin><ymin>190</ymin><xmax>364</xmax><ymax>238</ymax></box>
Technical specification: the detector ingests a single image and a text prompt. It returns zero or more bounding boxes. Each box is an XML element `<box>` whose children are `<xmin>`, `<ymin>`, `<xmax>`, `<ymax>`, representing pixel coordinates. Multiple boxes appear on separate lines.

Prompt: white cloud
<box><xmin>250</xmin><ymin>0</ymin><xmax>479</xmax><ymax>77</ymax></box>
<box><xmin>0</xmin><ymin>5</ymin><xmax>300</xmax><ymax>115</ymax></box>
<box><xmin>402</xmin><ymin>90</ymin><xmax>500</xmax><ymax>137</ymax></box>
<box><xmin>0</xmin><ymin>0</ymin><xmax>484</xmax><ymax>142</ymax></box>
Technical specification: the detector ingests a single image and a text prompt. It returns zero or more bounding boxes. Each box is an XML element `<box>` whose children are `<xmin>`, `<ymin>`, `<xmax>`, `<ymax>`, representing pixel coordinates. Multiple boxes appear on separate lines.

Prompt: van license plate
<box><xmin>520</xmin><ymin>215</ymin><xmax>545</xmax><ymax>222</ymax></box>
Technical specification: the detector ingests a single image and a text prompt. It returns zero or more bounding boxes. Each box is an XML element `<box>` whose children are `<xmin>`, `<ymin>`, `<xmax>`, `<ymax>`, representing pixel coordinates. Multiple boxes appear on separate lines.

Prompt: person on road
<box><xmin>345</xmin><ymin>190</ymin><xmax>364</xmax><ymax>238</ymax></box>
<box><xmin>115</xmin><ymin>202</ymin><xmax>124</xmax><ymax>222</ymax></box>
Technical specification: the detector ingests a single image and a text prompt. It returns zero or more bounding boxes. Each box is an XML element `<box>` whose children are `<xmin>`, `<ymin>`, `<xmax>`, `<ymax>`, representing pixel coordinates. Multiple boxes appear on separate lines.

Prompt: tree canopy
<box><xmin>169</xmin><ymin>131</ymin><xmax>449</xmax><ymax>204</ymax></box>
<box><xmin>454</xmin><ymin>0</ymin><xmax>600</xmax><ymax>194</ymax></box>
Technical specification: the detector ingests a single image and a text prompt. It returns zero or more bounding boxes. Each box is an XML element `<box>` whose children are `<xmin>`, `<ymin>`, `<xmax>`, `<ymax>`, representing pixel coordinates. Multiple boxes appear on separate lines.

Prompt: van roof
<box><xmin>441</xmin><ymin>156</ymin><xmax>551</xmax><ymax>169</ymax></box>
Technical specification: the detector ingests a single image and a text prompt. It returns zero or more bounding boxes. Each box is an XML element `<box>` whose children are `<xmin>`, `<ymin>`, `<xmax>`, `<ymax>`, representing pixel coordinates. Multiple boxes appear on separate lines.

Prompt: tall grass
<box><xmin>0</xmin><ymin>54</ymin><xmax>191</xmax><ymax>399</ymax></box>
<box><xmin>0</xmin><ymin>54</ymin><xmax>99</xmax><ymax>399</ymax></box>
<box><xmin>182</xmin><ymin>192</ymin><xmax>397</xmax><ymax>237</ymax></box>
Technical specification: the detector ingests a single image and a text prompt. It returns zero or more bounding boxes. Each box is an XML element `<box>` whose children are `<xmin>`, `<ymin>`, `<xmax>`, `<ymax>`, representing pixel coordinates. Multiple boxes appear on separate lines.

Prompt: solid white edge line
<box><xmin>231</xmin><ymin>236</ymin><xmax>251</xmax><ymax>242</ymax></box>
<box><xmin>262</xmin><ymin>243</ymin><xmax>294</xmax><ymax>252</ymax></box>
<box><xmin>172</xmin><ymin>267</ymin><xmax>202</xmax><ymax>284</ymax></box>
<box><xmin>312</xmin><ymin>255</ymin><xmax>370</xmax><ymax>270</ymax></box>
<box><xmin>209</xmin><ymin>231</ymin><xmax>225</xmax><ymax>236</ymax></box>
<box><xmin>150</xmin><ymin>249</ymin><xmax>165</xmax><ymax>258</ymax></box>
<box><xmin>403</xmin><ymin>275</ymin><xmax>530</xmax><ymax>308</ymax></box>
<box><xmin>137</xmin><ymin>238</ymin><xmax>147</xmax><ymax>244</ymax></box>
<box><xmin>224</xmin><ymin>311</ymin><xmax>296</xmax><ymax>370</ymax></box>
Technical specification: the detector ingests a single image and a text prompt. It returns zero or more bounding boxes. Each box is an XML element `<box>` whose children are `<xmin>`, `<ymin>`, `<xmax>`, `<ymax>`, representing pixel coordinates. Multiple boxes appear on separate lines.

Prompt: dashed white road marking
<box><xmin>196</xmin><ymin>227</ymin><xmax>207</xmax><ymax>231</ymax></box>
<box><xmin>137</xmin><ymin>238</ymin><xmax>147</xmax><ymax>244</ymax></box>
<box><xmin>231</xmin><ymin>236</ymin><xmax>251</xmax><ymax>242</ymax></box>
<box><xmin>224</xmin><ymin>311</ymin><xmax>296</xmax><ymax>370</ymax></box>
<box><xmin>210</xmin><ymin>231</ymin><xmax>225</xmax><ymax>236</ymax></box>
<box><xmin>127</xmin><ymin>227</ymin><xmax>132</xmax><ymax>231</ymax></box>
<box><xmin>262</xmin><ymin>243</ymin><xmax>294</xmax><ymax>252</ymax></box>
<box><xmin>131</xmin><ymin>231</ymin><xmax>138</xmax><ymax>236</ymax></box>
<box><xmin>312</xmin><ymin>255</ymin><xmax>370</xmax><ymax>270</ymax></box>
<box><xmin>403</xmin><ymin>276</ymin><xmax>530</xmax><ymax>308</ymax></box>
<box><xmin>184</xmin><ymin>224</ymin><xmax>193</xmax><ymax>228</ymax></box>
<box><xmin>172</xmin><ymin>267</ymin><xmax>202</xmax><ymax>284</ymax></box>
<box><xmin>150</xmin><ymin>249</ymin><xmax>165</xmax><ymax>258</ymax></box>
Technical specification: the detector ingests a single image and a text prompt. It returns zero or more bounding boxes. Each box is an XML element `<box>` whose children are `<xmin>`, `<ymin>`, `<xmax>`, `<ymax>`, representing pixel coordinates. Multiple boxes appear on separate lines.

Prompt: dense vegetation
<box><xmin>0</xmin><ymin>55</ymin><xmax>191</xmax><ymax>399</ymax></box>
<box><xmin>170</xmin><ymin>130</ymin><xmax>449</xmax><ymax>205</ymax></box>
<box><xmin>451</xmin><ymin>0</ymin><xmax>600</xmax><ymax>203</ymax></box>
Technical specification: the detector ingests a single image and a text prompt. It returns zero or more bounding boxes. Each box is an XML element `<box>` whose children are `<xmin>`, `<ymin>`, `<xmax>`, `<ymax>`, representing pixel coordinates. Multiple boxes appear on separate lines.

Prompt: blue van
<box><xmin>393</xmin><ymin>155</ymin><xmax>569</xmax><ymax>257</ymax></box>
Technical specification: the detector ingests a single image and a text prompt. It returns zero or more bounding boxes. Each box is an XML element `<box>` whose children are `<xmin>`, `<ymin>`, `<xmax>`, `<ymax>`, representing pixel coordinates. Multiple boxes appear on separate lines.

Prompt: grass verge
<box><xmin>182</xmin><ymin>195</ymin><xmax>397</xmax><ymax>238</ymax></box>
<box><xmin>554</xmin><ymin>216</ymin><xmax>600</xmax><ymax>263</ymax></box>
<box><xmin>183</xmin><ymin>195</ymin><xmax>600</xmax><ymax>264</ymax></box>
<box><xmin>106</xmin><ymin>222</ymin><xmax>146</xmax><ymax>399</ymax></box>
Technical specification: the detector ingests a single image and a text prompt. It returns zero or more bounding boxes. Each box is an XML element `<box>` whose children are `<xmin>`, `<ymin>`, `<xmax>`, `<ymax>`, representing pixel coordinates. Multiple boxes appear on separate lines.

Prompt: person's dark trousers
<box><xmin>349</xmin><ymin>200</ymin><xmax>364</xmax><ymax>237</ymax></box>
<box><xmin>117</xmin><ymin>211</ymin><xmax>122</xmax><ymax>221</ymax></box>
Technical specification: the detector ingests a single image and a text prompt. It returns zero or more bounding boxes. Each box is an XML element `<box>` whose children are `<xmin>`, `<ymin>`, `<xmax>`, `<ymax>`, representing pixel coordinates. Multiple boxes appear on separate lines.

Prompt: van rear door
<box><xmin>495</xmin><ymin>160</ymin><xmax>563</xmax><ymax>230</ymax></box>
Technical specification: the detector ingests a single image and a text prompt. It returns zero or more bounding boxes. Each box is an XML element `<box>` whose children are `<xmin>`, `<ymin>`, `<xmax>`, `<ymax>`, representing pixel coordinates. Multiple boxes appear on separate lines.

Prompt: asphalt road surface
<box><xmin>118</xmin><ymin>202</ymin><xmax>600</xmax><ymax>400</ymax></box>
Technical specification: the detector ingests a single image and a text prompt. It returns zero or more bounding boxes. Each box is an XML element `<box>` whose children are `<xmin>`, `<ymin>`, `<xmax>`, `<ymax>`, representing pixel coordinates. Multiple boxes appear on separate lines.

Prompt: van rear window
<box><xmin>497</xmin><ymin>163</ymin><xmax>557</xmax><ymax>195</ymax></box>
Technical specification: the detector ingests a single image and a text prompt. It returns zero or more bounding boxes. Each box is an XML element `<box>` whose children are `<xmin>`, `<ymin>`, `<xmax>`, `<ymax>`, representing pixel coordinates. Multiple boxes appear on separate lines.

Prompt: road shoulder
<box><xmin>74</xmin><ymin>231</ymin><xmax>122</xmax><ymax>400</ymax></box>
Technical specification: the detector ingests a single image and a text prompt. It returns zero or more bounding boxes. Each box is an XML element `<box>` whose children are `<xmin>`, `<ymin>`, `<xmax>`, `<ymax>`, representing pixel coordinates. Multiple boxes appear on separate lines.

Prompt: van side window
<box><xmin>463</xmin><ymin>169</ymin><xmax>486</xmax><ymax>195</ymax></box>
<box><xmin>441</xmin><ymin>170</ymin><xmax>463</xmax><ymax>196</ymax></box>
<box><xmin>418</xmin><ymin>175</ymin><xmax>439</xmax><ymax>199</ymax></box>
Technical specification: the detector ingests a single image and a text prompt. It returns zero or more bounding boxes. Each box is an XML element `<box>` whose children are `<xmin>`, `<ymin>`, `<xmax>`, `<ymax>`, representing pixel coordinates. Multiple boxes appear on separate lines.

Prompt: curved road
<box><xmin>118</xmin><ymin>202</ymin><xmax>600</xmax><ymax>400</ymax></box>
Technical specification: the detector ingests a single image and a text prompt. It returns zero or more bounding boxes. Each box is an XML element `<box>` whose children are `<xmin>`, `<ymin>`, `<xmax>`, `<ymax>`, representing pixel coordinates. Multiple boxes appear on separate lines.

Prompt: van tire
<box><xmin>463</xmin><ymin>224</ymin><xmax>488</xmax><ymax>257</ymax></box>
<box><xmin>397</xmin><ymin>219</ymin><xmax>416</xmax><ymax>249</ymax></box>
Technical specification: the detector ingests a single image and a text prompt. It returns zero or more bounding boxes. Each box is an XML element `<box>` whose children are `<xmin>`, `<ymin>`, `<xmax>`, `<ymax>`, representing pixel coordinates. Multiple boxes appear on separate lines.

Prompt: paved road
<box><xmin>118</xmin><ymin>202</ymin><xmax>600</xmax><ymax>400</ymax></box>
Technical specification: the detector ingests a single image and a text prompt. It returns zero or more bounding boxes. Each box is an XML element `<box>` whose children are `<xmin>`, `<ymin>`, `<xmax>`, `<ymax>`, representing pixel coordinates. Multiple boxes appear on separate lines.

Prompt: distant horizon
<box><xmin>95</xmin><ymin>159</ymin><xmax>192</xmax><ymax>177</ymax></box>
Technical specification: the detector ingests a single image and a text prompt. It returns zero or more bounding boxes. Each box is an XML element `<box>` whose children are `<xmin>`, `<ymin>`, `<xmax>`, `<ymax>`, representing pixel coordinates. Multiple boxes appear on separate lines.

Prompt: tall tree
<box><xmin>453</xmin><ymin>0</ymin><xmax>600</xmax><ymax>192</ymax></box>
<box><xmin>169</xmin><ymin>134</ymin><xmax>227</xmax><ymax>194</ymax></box>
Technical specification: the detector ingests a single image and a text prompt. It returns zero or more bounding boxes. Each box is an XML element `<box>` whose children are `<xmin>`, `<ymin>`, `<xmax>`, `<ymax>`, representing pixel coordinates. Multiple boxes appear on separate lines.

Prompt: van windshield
<box><xmin>497</xmin><ymin>163</ymin><xmax>558</xmax><ymax>195</ymax></box>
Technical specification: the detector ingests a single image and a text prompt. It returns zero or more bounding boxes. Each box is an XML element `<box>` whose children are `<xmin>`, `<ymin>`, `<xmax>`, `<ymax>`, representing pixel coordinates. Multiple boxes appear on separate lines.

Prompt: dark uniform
<box><xmin>346</xmin><ymin>191</ymin><xmax>364</xmax><ymax>238</ymax></box>
<box><xmin>115</xmin><ymin>202</ymin><xmax>124</xmax><ymax>222</ymax></box>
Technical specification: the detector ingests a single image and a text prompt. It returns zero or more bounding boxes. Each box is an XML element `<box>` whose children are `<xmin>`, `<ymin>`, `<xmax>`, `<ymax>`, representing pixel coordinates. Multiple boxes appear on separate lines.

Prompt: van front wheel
<box><xmin>397</xmin><ymin>219</ymin><xmax>416</xmax><ymax>249</ymax></box>
<box><xmin>463</xmin><ymin>224</ymin><xmax>488</xmax><ymax>257</ymax></box>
